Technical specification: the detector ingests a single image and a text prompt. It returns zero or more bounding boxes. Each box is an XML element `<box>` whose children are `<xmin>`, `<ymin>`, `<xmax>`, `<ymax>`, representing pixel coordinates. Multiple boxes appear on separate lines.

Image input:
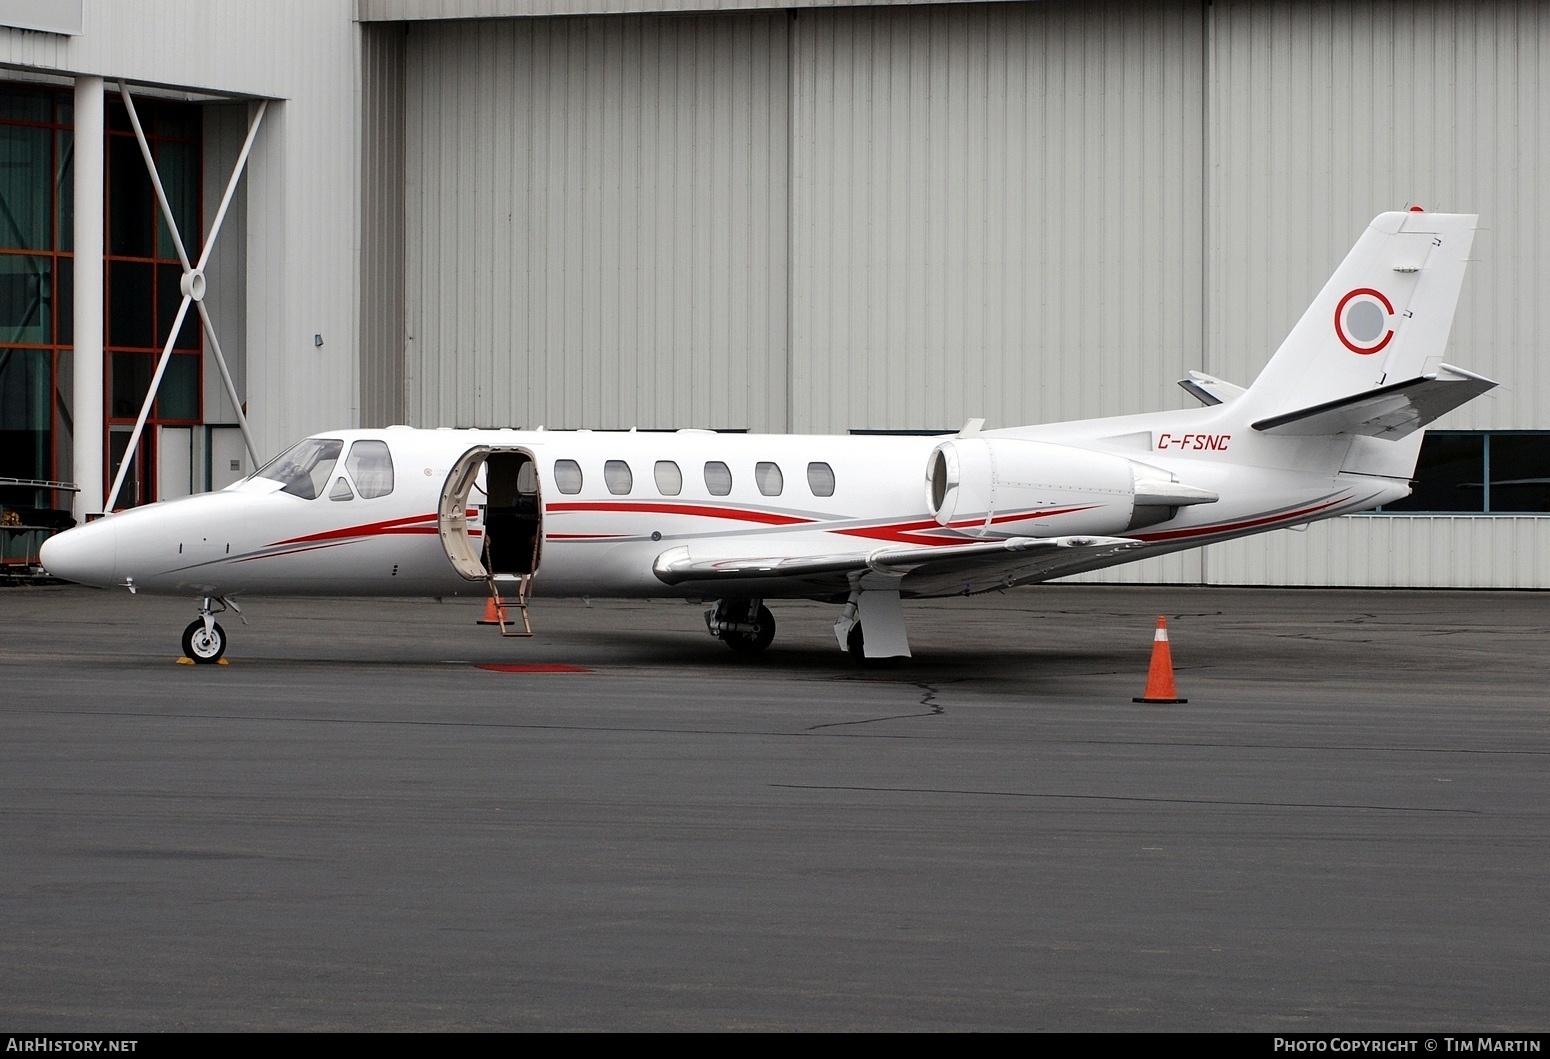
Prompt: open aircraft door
<box><xmin>439</xmin><ymin>445</ymin><xmax>543</xmax><ymax>634</ymax></box>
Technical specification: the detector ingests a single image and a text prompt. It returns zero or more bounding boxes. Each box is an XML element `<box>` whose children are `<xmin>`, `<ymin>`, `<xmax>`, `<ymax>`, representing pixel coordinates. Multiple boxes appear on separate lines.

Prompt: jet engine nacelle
<box><xmin>925</xmin><ymin>438</ymin><xmax>1219</xmax><ymax>537</ymax></box>
<box><xmin>926</xmin><ymin>438</ymin><xmax>1136</xmax><ymax>537</ymax></box>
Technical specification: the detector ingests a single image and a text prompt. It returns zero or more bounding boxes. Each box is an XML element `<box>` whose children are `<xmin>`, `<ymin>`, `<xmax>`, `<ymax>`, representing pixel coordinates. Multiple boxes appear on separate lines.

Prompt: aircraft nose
<box><xmin>39</xmin><ymin>518</ymin><xmax>118</xmax><ymax>588</ymax></box>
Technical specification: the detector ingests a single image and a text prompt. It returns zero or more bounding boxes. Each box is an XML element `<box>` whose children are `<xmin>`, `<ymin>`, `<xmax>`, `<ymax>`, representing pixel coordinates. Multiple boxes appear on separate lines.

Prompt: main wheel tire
<box><xmin>724</xmin><ymin>605</ymin><xmax>776</xmax><ymax>655</ymax></box>
<box><xmin>181</xmin><ymin>619</ymin><xmax>227</xmax><ymax>664</ymax></box>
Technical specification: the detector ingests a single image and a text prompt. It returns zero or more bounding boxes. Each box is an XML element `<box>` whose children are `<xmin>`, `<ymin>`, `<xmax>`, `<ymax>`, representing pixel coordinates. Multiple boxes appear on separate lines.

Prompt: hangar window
<box><xmin>755</xmin><ymin>461</ymin><xmax>783</xmax><ymax>496</ymax></box>
<box><xmin>704</xmin><ymin>461</ymin><xmax>732</xmax><ymax>496</ymax></box>
<box><xmin>654</xmin><ymin>460</ymin><xmax>683</xmax><ymax>496</ymax></box>
<box><xmin>604</xmin><ymin>460</ymin><xmax>633</xmax><ymax>495</ymax></box>
<box><xmin>553</xmin><ymin>459</ymin><xmax>583</xmax><ymax>494</ymax></box>
<box><xmin>345</xmin><ymin>440</ymin><xmax>394</xmax><ymax>499</ymax></box>
<box><xmin>1375</xmin><ymin>432</ymin><xmax>1550</xmax><ymax>514</ymax></box>
<box><xmin>807</xmin><ymin>462</ymin><xmax>836</xmax><ymax>497</ymax></box>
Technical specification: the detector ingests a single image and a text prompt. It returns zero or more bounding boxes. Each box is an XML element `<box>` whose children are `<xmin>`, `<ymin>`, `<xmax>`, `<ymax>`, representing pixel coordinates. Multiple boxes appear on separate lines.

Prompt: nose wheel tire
<box><xmin>181</xmin><ymin>620</ymin><xmax>227</xmax><ymax>664</ymax></box>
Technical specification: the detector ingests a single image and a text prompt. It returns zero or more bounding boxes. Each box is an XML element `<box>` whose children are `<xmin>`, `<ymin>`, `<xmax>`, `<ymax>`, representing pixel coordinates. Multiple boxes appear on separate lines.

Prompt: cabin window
<box><xmin>807</xmin><ymin>462</ymin><xmax>836</xmax><ymax>497</ymax></box>
<box><xmin>755</xmin><ymin>461</ymin><xmax>783</xmax><ymax>496</ymax></box>
<box><xmin>604</xmin><ymin>460</ymin><xmax>633</xmax><ymax>495</ymax></box>
<box><xmin>253</xmin><ymin>437</ymin><xmax>343</xmax><ymax>500</ymax></box>
<box><xmin>704</xmin><ymin>461</ymin><xmax>732</xmax><ymax>496</ymax></box>
<box><xmin>328</xmin><ymin>477</ymin><xmax>354</xmax><ymax>501</ymax></box>
<box><xmin>654</xmin><ymin>460</ymin><xmax>683</xmax><ymax>496</ymax></box>
<box><xmin>345</xmin><ymin>439</ymin><xmax>394</xmax><ymax>499</ymax></box>
<box><xmin>554</xmin><ymin>459</ymin><xmax>583</xmax><ymax>494</ymax></box>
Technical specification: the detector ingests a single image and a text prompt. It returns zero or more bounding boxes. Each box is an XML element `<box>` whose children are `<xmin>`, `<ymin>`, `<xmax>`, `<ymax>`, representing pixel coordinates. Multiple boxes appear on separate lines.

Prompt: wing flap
<box><xmin>653</xmin><ymin>535</ymin><xmax>1143</xmax><ymax>596</ymax></box>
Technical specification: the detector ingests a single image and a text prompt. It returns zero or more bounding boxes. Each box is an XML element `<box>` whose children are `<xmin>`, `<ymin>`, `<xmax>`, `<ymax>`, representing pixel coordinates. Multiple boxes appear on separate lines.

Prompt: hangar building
<box><xmin>1</xmin><ymin>0</ymin><xmax>1545</xmax><ymax>587</ymax></box>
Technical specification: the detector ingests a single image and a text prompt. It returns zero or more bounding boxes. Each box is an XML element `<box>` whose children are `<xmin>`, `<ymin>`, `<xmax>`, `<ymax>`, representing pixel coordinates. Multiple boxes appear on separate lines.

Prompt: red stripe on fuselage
<box><xmin>272</xmin><ymin>513</ymin><xmax>441</xmax><ymax>547</ymax></box>
<box><xmin>546</xmin><ymin>500</ymin><xmax>813</xmax><ymax>526</ymax></box>
<box><xmin>1133</xmin><ymin>496</ymin><xmax>1351</xmax><ymax>543</ymax></box>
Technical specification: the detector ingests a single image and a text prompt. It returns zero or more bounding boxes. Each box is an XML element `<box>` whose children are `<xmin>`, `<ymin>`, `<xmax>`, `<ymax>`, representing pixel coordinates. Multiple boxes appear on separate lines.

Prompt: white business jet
<box><xmin>41</xmin><ymin>210</ymin><xmax>1495</xmax><ymax>662</ymax></box>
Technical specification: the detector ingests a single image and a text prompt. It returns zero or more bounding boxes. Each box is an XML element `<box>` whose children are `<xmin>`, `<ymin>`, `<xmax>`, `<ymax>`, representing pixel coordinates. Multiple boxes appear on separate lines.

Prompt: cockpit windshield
<box><xmin>251</xmin><ymin>437</ymin><xmax>344</xmax><ymax>499</ymax></box>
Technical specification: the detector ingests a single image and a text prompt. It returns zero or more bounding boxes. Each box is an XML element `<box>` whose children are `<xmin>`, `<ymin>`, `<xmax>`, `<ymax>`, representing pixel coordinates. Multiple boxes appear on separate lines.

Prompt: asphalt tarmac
<box><xmin>1</xmin><ymin>583</ymin><xmax>1546</xmax><ymax>1031</ymax></box>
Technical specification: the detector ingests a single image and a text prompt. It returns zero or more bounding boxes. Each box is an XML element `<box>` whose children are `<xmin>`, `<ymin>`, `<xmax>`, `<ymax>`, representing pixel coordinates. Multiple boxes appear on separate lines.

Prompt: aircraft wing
<box><xmin>653</xmin><ymin>535</ymin><xmax>1144</xmax><ymax>597</ymax></box>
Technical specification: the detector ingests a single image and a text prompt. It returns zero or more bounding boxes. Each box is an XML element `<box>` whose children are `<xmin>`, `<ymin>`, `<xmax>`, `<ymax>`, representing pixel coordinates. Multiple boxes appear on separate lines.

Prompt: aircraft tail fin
<box><xmin>1239</xmin><ymin>210</ymin><xmax>1491</xmax><ymax>433</ymax></box>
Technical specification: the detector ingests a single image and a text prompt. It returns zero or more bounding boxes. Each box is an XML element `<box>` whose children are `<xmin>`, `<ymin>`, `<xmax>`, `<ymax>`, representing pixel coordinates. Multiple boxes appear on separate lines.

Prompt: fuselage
<box><xmin>40</xmin><ymin>412</ymin><xmax>1410</xmax><ymax>602</ymax></box>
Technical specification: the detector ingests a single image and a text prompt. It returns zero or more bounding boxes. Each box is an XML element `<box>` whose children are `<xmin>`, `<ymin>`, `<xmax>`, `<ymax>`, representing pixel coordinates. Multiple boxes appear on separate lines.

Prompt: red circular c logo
<box><xmin>1334</xmin><ymin>288</ymin><xmax>1395</xmax><ymax>355</ymax></box>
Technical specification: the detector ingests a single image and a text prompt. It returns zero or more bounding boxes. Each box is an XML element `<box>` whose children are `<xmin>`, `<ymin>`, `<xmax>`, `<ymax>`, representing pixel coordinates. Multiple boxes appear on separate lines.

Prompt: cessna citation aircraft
<box><xmin>42</xmin><ymin>210</ymin><xmax>1496</xmax><ymax>662</ymax></box>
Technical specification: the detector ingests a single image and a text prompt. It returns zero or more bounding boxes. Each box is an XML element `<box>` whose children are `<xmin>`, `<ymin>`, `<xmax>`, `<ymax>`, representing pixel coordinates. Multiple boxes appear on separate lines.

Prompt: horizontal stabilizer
<box><xmin>1251</xmin><ymin>364</ymin><xmax>1496</xmax><ymax>439</ymax></box>
<box><xmin>1178</xmin><ymin>371</ymin><xmax>1247</xmax><ymax>407</ymax></box>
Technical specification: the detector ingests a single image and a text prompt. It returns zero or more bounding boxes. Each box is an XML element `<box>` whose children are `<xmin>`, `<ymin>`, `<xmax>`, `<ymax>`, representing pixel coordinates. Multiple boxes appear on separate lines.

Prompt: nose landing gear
<box><xmin>181</xmin><ymin>596</ymin><xmax>240</xmax><ymax>664</ymax></box>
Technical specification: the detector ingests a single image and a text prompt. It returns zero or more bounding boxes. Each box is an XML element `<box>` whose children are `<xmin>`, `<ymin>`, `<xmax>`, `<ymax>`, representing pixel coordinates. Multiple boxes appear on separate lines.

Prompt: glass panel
<box><xmin>0</xmin><ymin>348</ymin><xmax>50</xmax><ymax>481</ymax></box>
<box><xmin>704</xmin><ymin>461</ymin><xmax>732</xmax><ymax>496</ymax></box>
<box><xmin>251</xmin><ymin>437</ymin><xmax>343</xmax><ymax>500</ymax></box>
<box><xmin>105</xmin><ymin>99</ymin><xmax>133</xmax><ymax>134</ymax></box>
<box><xmin>755</xmin><ymin>461</ymin><xmax>782</xmax><ymax>496</ymax></box>
<box><xmin>553</xmin><ymin>459</ymin><xmax>583</xmax><ymax>494</ymax></box>
<box><xmin>157</xmin><ymin>353</ymin><xmax>199</xmax><ymax>421</ymax></box>
<box><xmin>155</xmin><ymin>140</ymin><xmax>199</xmax><ymax>259</ymax></box>
<box><xmin>654</xmin><ymin>460</ymin><xmax>682</xmax><ymax>496</ymax></box>
<box><xmin>1383</xmin><ymin>433</ymin><xmax>1484</xmax><ymax>513</ymax></box>
<box><xmin>0</xmin><ymin>124</ymin><xmax>52</xmax><ymax>250</ymax></box>
<box><xmin>329</xmin><ymin>476</ymin><xmax>354</xmax><ymax>501</ymax></box>
<box><xmin>54</xmin><ymin>349</ymin><xmax>70</xmax><ymax>491</ymax></box>
<box><xmin>108</xmin><ymin>259</ymin><xmax>154</xmax><ymax>348</ymax></box>
<box><xmin>0</xmin><ymin>88</ymin><xmax>53</xmax><ymax>124</ymax></box>
<box><xmin>110</xmin><ymin>352</ymin><xmax>152</xmax><ymax>419</ymax></box>
<box><xmin>517</xmin><ymin>461</ymin><xmax>538</xmax><ymax>494</ymax></box>
<box><xmin>55</xmin><ymin>255</ymin><xmax>71</xmax><ymax>344</ymax></box>
<box><xmin>56</xmin><ymin>128</ymin><xmax>72</xmax><ymax>252</ymax></box>
<box><xmin>108</xmin><ymin>426</ymin><xmax>148</xmax><ymax>508</ymax></box>
<box><xmin>345</xmin><ymin>439</ymin><xmax>395</xmax><ymax>499</ymax></box>
<box><xmin>604</xmin><ymin>460</ymin><xmax>633</xmax><ymax>495</ymax></box>
<box><xmin>157</xmin><ymin>262</ymin><xmax>198</xmax><ymax>348</ymax></box>
<box><xmin>156</xmin><ymin>103</ymin><xmax>200</xmax><ymax>140</ymax></box>
<box><xmin>1487</xmin><ymin>435</ymin><xmax>1550</xmax><ymax>514</ymax></box>
<box><xmin>807</xmin><ymin>461</ymin><xmax>835</xmax><ymax>497</ymax></box>
<box><xmin>0</xmin><ymin>254</ymin><xmax>50</xmax><ymax>343</ymax></box>
<box><xmin>108</xmin><ymin>134</ymin><xmax>154</xmax><ymax>257</ymax></box>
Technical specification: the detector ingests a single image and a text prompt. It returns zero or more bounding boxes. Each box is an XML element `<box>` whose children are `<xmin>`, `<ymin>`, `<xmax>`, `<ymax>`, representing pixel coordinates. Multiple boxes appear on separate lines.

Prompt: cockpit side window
<box><xmin>253</xmin><ymin>438</ymin><xmax>343</xmax><ymax>499</ymax></box>
<box><xmin>345</xmin><ymin>439</ymin><xmax>395</xmax><ymax>499</ymax></box>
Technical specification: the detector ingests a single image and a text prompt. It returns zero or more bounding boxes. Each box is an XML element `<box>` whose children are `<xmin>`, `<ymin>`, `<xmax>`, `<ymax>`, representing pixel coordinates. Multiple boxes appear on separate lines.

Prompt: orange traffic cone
<box><xmin>476</xmin><ymin>597</ymin><xmax>508</xmax><ymax>626</ymax></box>
<box><xmin>1133</xmin><ymin>615</ymin><xmax>1187</xmax><ymax>704</ymax></box>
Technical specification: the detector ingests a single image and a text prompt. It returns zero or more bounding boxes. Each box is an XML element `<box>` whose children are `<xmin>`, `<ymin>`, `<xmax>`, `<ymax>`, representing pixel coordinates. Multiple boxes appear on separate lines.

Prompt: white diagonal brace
<box><xmin>104</xmin><ymin>83</ymin><xmax>265</xmax><ymax>511</ymax></box>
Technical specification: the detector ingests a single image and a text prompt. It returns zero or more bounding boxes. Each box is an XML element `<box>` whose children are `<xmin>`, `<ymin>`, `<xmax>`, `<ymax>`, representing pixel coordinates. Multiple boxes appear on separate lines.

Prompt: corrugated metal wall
<box><xmin>402</xmin><ymin>13</ymin><xmax>791</xmax><ymax>430</ymax></box>
<box><xmin>390</xmin><ymin>0</ymin><xmax>1550</xmax><ymax>587</ymax></box>
<box><xmin>788</xmin><ymin>1</ymin><xmax>1203</xmax><ymax>432</ymax></box>
<box><xmin>401</xmin><ymin>0</ymin><xmax>1204</xmax><ymax>433</ymax></box>
<box><xmin>1201</xmin><ymin>0</ymin><xmax>1550</xmax><ymax>586</ymax></box>
<box><xmin>361</xmin><ymin>22</ymin><xmax>407</xmax><ymax>427</ymax></box>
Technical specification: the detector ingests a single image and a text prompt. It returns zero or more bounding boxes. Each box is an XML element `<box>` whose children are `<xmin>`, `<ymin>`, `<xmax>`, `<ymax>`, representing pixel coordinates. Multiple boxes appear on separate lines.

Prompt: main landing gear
<box><xmin>705</xmin><ymin>597</ymin><xmax>776</xmax><ymax>655</ymax></box>
<box><xmin>182</xmin><ymin>596</ymin><xmax>240</xmax><ymax>664</ymax></box>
